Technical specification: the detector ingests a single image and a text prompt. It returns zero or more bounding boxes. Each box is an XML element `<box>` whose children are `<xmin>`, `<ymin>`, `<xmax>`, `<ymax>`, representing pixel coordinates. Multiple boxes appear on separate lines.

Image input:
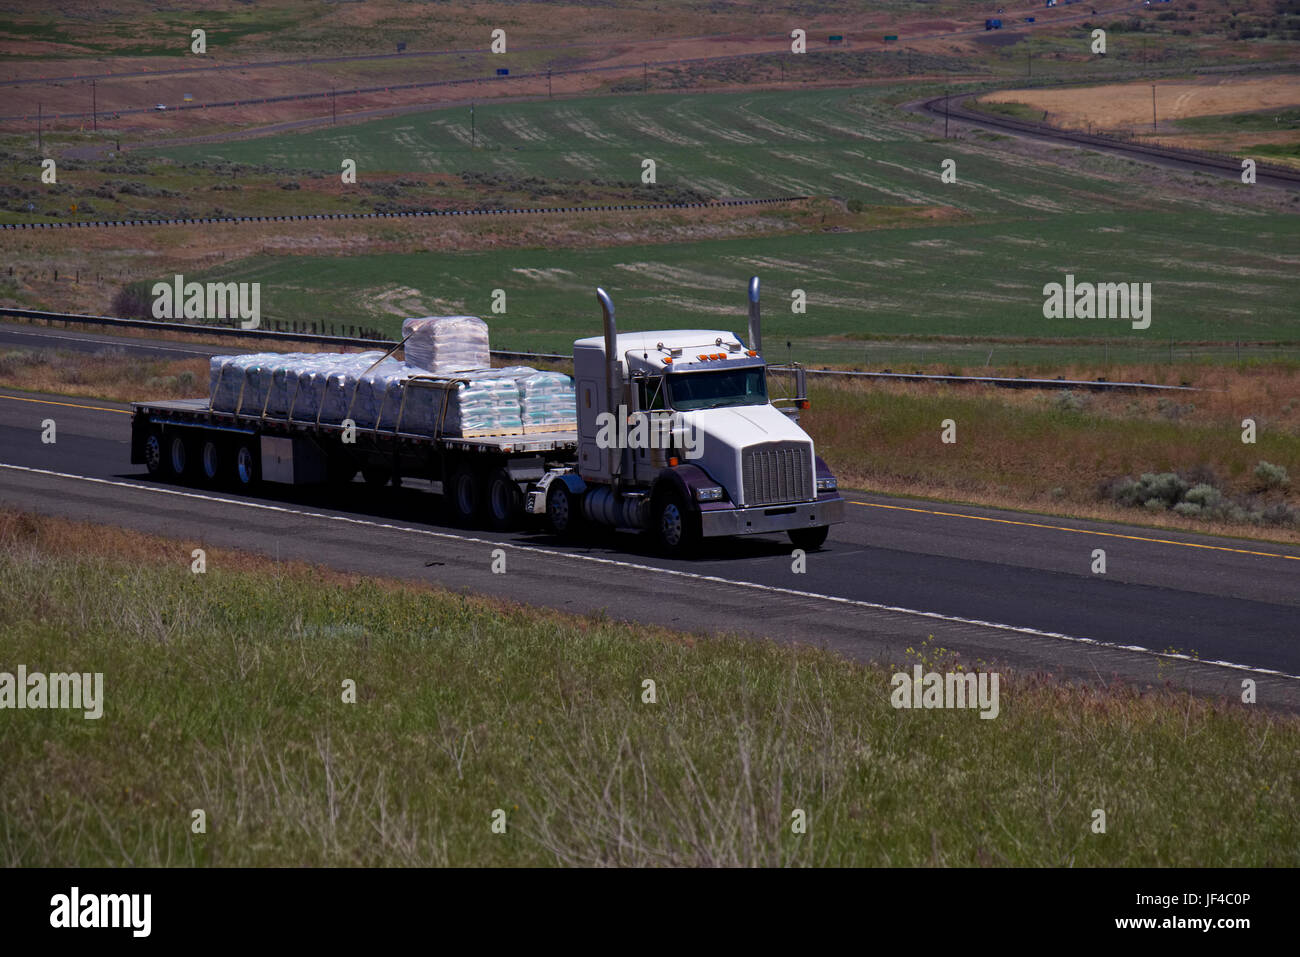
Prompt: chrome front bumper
<box><xmin>699</xmin><ymin>496</ymin><xmax>844</xmax><ymax>537</ymax></box>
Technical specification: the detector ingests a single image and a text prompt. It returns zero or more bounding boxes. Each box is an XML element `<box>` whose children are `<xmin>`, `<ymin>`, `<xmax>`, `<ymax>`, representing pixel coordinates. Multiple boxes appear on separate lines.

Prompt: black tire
<box><xmin>485</xmin><ymin>467</ymin><xmax>523</xmax><ymax>531</ymax></box>
<box><xmin>651</xmin><ymin>486</ymin><xmax>699</xmax><ymax>556</ymax></box>
<box><xmin>546</xmin><ymin>479</ymin><xmax>583</xmax><ymax>539</ymax></box>
<box><xmin>326</xmin><ymin>455</ymin><xmax>358</xmax><ymax>486</ymax></box>
<box><xmin>447</xmin><ymin>464</ymin><xmax>482</xmax><ymax>527</ymax></box>
<box><xmin>142</xmin><ymin>428</ymin><xmax>165</xmax><ymax>477</ymax></box>
<box><xmin>166</xmin><ymin>433</ymin><xmax>192</xmax><ymax>480</ymax></box>
<box><xmin>199</xmin><ymin>437</ymin><xmax>225</xmax><ymax>485</ymax></box>
<box><xmin>787</xmin><ymin>525</ymin><xmax>830</xmax><ymax>551</ymax></box>
<box><xmin>360</xmin><ymin>466</ymin><xmax>391</xmax><ymax>487</ymax></box>
<box><xmin>232</xmin><ymin>439</ymin><xmax>260</xmax><ymax>489</ymax></box>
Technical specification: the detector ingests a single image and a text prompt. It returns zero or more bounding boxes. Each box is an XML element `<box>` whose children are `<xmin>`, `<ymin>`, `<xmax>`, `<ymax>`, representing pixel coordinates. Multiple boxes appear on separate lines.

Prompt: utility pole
<box><xmin>643</xmin><ymin>62</ymin><xmax>647</xmax><ymax>92</ymax></box>
<box><xmin>92</xmin><ymin>79</ymin><xmax>97</xmax><ymax>132</ymax></box>
<box><xmin>37</xmin><ymin>102</ymin><xmax>41</xmax><ymax>152</ymax></box>
<box><xmin>332</xmin><ymin>88</ymin><xmax>336</xmax><ymax>125</ymax></box>
<box><xmin>945</xmin><ymin>83</ymin><xmax>949</xmax><ymax>138</ymax></box>
<box><xmin>471</xmin><ymin>101</ymin><xmax>475</xmax><ymax>147</ymax></box>
<box><xmin>547</xmin><ymin>68</ymin><xmax>552</xmax><ymax>98</ymax></box>
<box><xmin>1151</xmin><ymin>84</ymin><xmax>1157</xmax><ymax>132</ymax></box>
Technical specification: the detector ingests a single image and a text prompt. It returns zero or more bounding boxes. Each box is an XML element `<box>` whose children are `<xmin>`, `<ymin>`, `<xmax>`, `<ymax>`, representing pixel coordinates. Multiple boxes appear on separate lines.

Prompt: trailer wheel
<box><xmin>200</xmin><ymin>438</ymin><xmax>224</xmax><ymax>485</ymax></box>
<box><xmin>651</xmin><ymin>487</ymin><xmax>699</xmax><ymax>556</ymax></box>
<box><xmin>167</xmin><ymin>434</ymin><xmax>191</xmax><ymax>480</ymax></box>
<box><xmin>447</xmin><ymin>464</ymin><xmax>481</xmax><ymax>526</ymax></box>
<box><xmin>787</xmin><ymin>525</ymin><xmax>830</xmax><ymax>551</ymax></box>
<box><xmin>143</xmin><ymin>429</ymin><xmax>165</xmax><ymax>477</ymax></box>
<box><xmin>546</xmin><ymin>480</ymin><xmax>583</xmax><ymax>539</ymax></box>
<box><xmin>361</xmin><ymin>466</ymin><xmax>391</xmax><ymax>487</ymax></box>
<box><xmin>326</xmin><ymin>455</ymin><xmax>358</xmax><ymax>486</ymax></box>
<box><xmin>485</xmin><ymin>468</ymin><xmax>523</xmax><ymax>530</ymax></box>
<box><xmin>233</xmin><ymin>440</ymin><xmax>260</xmax><ymax>489</ymax></box>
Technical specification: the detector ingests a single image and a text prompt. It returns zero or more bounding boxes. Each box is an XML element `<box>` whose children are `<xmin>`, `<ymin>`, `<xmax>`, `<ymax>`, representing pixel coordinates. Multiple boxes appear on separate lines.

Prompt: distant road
<box><xmin>918</xmin><ymin>91</ymin><xmax>1300</xmax><ymax>190</ymax></box>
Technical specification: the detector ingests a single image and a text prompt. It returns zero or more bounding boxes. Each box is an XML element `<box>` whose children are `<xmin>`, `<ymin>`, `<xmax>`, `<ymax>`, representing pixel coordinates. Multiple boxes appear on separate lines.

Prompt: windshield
<box><xmin>666</xmin><ymin>367</ymin><xmax>768</xmax><ymax>411</ymax></box>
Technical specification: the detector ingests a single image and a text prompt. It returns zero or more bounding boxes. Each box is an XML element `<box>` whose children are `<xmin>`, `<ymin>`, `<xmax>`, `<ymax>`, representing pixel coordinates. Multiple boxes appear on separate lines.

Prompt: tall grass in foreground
<box><xmin>0</xmin><ymin>510</ymin><xmax>1297</xmax><ymax>866</ymax></box>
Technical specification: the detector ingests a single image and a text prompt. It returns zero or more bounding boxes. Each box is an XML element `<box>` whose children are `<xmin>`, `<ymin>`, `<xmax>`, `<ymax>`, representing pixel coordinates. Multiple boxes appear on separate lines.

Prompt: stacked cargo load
<box><xmin>516</xmin><ymin>370</ymin><xmax>577</xmax><ymax>433</ymax></box>
<box><xmin>208</xmin><ymin>351</ymin><xmax>575</xmax><ymax>438</ymax></box>
<box><xmin>402</xmin><ymin>316</ymin><xmax>490</xmax><ymax>373</ymax></box>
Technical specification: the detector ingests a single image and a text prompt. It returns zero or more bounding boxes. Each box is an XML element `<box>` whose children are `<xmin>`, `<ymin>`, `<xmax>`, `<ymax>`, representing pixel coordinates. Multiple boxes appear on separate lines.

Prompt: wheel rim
<box><xmin>549</xmin><ymin>486</ymin><xmax>569</xmax><ymax>530</ymax></box>
<box><xmin>169</xmin><ymin>437</ymin><xmax>186</xmax><ymax>474</ymax></box>
<box><xmin>236</xmin><ymin>446</ymin><xmax>254</xmax><ymax>485</ymax></box>
<box><xmin>202</xmin><ymin>441</ymin><xmax>220</xmax><ymax>479</ymax></box>
<box><xmin>490</xmin><ymin>478</ymin><xmax>513</xmax><ymax>521</ymax></box>
<box><xmin>144</xmin><ymin>434</ymin><xmax>161</xmax><ymax>473</ymax></box>
<box><xmin>661</xmin><ymin>503</ymin><xmax>683</xmax><ymax>547</ymax></box>
<box><xmin>456</xmin><ymin>474</ymin><xmax>475</xmax><ymax>517</ymax></box>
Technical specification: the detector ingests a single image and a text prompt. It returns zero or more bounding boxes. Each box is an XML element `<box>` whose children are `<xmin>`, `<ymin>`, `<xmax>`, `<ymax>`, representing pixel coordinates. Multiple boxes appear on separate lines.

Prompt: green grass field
<box><xmin>183</xmin><ymin>210</ymin><xmax>1300</xmax><ymax>358</ymax></box>
<box><xmin>131</xmin><ymin>85</ymin><xmax>1300</xmax><ymax>359</ymax></box>
<box><xmin>3</xmin><ymin>510</ymin><xmax>1297</xmax><ymax>866</ymax></box>
<box><xmin>150</xmin><ymin>86</ymin><xmax>1174</xmax><ymax>216</ymax></box>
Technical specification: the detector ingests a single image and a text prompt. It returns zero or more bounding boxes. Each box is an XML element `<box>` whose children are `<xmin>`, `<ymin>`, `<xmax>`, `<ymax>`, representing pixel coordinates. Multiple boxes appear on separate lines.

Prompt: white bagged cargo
<box><xmin>207</xmin><ymin>348</ymin><xmax>574</xmax><ymax>437</ymax></box>
<box><xmin>516</xmin><ymin>370</ymin><xmax>576</xmax><ymax>429</ymax></box>
<box><xmin>210</xmin><ymin>353</ymin><xmax>282</xmax><ymax>414</ymax></box>
<box><xmin>402</xmin><ymin>316</ymin><xmax>490</xmax><ymax>373</ymax></box>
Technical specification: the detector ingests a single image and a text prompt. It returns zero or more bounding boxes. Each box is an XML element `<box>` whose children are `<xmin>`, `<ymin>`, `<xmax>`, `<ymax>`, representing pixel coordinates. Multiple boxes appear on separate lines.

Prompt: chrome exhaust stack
<box><xmin>596</xmin><ymin>287</ymin><xmax>622</xmax><ymax>484</ymax></box>
<box><xmin>747</xmin><ymin>275</ymin><xmax>762</xmax><ymax>357</ymax></box>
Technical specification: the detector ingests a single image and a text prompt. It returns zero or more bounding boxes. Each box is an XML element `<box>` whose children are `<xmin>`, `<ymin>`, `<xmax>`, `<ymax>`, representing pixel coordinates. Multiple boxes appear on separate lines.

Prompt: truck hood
<box><xmin>679</xmin><ymin>404</ymin><xmax>814</xmax><ymax>504</ymax></box>
<box><xmin>681</xmin><ymin>403</ymin><xmax>809</xmax><ymax>450</ymax></box>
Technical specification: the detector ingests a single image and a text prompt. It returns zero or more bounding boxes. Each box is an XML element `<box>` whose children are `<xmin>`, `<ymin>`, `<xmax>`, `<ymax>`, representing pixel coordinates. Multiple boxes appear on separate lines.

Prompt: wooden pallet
<box><xmin>522</xmin><ymin>422</ymin><xmax>577</xmax><ymax>435</ymax></box>
<box><xmin>457</xmin><ymin>426</ymin><xmax>525</xmax><ymax>438</ymax></box>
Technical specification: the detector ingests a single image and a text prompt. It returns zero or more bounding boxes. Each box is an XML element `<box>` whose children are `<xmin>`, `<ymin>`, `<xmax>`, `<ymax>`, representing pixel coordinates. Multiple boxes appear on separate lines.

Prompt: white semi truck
<box><xmin>129</xmin><ymin>277</ymin><xmax>843</xmax><ymax>554</ymax></box>
<box><xmin>525</xmin><ymin>277</ymin><xmax>843</xmax><ymax>553</ymax></box>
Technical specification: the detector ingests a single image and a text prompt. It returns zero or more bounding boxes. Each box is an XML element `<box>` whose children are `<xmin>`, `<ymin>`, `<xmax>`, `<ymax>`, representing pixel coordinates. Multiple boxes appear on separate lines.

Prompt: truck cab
<box><xmin>527</xmin><ymin>278</ymin><xmax>844</xmax><ymax>554</ymax></box>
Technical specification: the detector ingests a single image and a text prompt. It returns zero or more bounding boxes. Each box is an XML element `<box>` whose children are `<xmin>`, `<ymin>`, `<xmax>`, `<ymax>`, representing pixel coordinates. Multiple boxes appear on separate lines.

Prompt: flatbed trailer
<box><xmin>129</xmin><ymin>394</ymin><xmax>579</xmax><ymax>530</ymax></box>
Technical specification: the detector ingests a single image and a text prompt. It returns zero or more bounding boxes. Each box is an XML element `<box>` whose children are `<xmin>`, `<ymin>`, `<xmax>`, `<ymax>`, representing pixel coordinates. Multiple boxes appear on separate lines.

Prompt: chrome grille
<box><xmin>742</xmin><ymin>442</ymin><xmax>813</xmax><ymax>506</ymax></box>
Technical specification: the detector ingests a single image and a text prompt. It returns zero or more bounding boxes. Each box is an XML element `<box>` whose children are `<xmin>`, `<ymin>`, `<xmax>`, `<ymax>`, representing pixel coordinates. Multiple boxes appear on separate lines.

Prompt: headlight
<box><xmin>695</xmin><ymin>486</ymin><xmax>724</xmax><ymax>502</ymax></box>
<box><xmin>816</xmin><ymin>476</ymin><xmax>837</xmax><ymax>492</ymax></box>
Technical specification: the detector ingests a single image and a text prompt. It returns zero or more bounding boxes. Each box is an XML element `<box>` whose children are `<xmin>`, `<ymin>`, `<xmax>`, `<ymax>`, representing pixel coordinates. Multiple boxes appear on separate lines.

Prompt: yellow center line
<box><xmin>850</xmin><ymin>501</ymin><xmax>1300</xmax><ymax>561</ymax></box>
<box><xmin>0</xmin><ymin>394</ymin><xmax>131</xmax><ymax>415</ymax></box>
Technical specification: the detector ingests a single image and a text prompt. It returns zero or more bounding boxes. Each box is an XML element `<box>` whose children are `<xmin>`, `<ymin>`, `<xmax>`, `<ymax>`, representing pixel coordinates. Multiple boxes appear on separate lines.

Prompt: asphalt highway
<box><xmin>2</xmin><ymin>376</ymin><xmax>1297</xmax><ymax>709</ymax></box>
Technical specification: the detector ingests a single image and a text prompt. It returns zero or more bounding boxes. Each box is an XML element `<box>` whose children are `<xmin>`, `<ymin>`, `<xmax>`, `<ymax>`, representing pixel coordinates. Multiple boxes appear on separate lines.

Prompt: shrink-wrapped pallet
<box><xmin>402</xmin><ymin>316</ymin><xmax>490</xmax><ymax>373</ymax></box>
<box><xmin>210</xmin><ymin>353</ymin><xmax>284</xmax><ymax>414</ymax></box>
<box><xmin>516</xmin><ymin>370</ymin><xmax>576</xmax><ymax>429</ymax></box>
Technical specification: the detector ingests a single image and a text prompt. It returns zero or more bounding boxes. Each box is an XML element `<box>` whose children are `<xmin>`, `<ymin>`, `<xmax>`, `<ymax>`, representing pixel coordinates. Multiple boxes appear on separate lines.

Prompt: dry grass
<box><xmin>2</xmin><ymin>506</ymin><xmax>1298</xmax><ymax>867</ymax></box>
<box><xmin>981</xmin><ymin>76</ymin><xmax>1300</xmax><ymax>132</ymax></box>
<box><xmin>804</xmin><ymin>366</ymin><xmax>1300</xmax><ymax>545</ymax></box>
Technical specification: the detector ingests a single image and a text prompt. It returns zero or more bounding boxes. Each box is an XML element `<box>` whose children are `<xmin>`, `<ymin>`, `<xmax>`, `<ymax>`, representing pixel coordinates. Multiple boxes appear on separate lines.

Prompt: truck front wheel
<box><xmin>652</xmin><ymin>487</ymin><xmax>699</xmax><ymax>556</ymax></box>
<box><xmin>787</xmin><ymin>525</ymin><xmax>830</xmax><ymax>550</ymax></box>
<box><xmin>546</xmin><ymin>480</ymin><xmax>583</xmax><ymax>539</ymax></box>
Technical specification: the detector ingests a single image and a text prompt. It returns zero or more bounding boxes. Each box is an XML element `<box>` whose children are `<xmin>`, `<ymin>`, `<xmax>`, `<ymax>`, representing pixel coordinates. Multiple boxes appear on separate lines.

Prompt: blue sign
<box><xmin>496</xmin><ymin>68</ymin><xmax>509</xmax><ymax>76</ymax></box>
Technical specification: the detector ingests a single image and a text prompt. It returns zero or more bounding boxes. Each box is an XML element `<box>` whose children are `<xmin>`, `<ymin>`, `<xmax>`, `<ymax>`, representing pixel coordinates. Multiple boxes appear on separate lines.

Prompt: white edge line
<box><xmin>3</xmin><ymin>461</ymin><xmax>1297</xmax><ymax>683</ymax></box>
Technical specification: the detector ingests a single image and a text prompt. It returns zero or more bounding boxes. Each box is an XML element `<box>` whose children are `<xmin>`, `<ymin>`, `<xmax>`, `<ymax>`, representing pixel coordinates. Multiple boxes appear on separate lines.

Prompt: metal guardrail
<box><xmin>2</xmin><ymin>307</ymin><xmax>1202</xmax><ymax>392</ymax></box>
